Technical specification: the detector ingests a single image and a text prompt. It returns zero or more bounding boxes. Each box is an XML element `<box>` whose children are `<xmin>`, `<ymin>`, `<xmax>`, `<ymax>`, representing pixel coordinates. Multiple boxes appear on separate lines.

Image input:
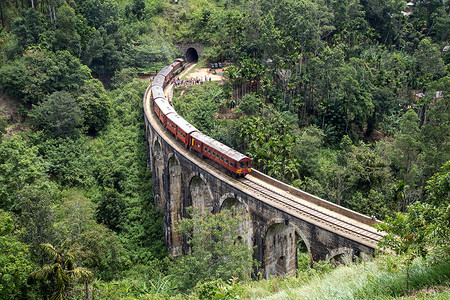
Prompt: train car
<box><xmin>170</xmin><ymin>58</ymin><xmax>184</xmax><ymax>74</ymax></box>
<box><xmin>159</xmin><ymin>66</ymin><xmax>174</xmax><ymax>85</ymax></box>
<box><xmin>151</xmin><ymin>85</ymin><xmax>165</xmax><ymax>102</ymax></box>
<box><xmin>152</xmin><ymin>74</ymin><xmax>165</xmax><ymax>88</ymax></box>
<box><xmin>190</xmin><ymin>131</ymin><xmax>252</xmax><ymax>176</ymax></box>
<box><xmin>150</xmin><ymin>58</ymin><xmax>252</xmax><ymax>177</ymax></box>
<box><xmin>154</xmin><ymin>97</ymin><xmax>176</xmax><ymax>125</ymax></box>
<box><xmin>167</xmin><ymin>113</ymin><xmax>199</xmax><ymax>145</ymax></box>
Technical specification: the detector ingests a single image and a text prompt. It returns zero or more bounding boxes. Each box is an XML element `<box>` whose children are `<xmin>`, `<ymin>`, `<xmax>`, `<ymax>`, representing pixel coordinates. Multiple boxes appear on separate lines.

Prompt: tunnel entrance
<box><xmin>185</xmin><ymin>48</ymin><xmax>199</xmax><ymax>62</ymax></box>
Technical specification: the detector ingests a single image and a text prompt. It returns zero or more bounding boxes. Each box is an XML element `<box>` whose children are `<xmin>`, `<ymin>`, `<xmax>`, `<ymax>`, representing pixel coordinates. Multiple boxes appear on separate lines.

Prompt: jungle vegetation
<box><xmin>0</xmin><ymin>0</ymin><xmax>448</xmax><ymax>299</ymax></box>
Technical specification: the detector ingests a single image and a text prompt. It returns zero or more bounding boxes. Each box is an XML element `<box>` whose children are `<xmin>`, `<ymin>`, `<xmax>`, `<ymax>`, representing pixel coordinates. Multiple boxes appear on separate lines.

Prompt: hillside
<box><xmin>0</xmin><ymin>0</ymin><xmax>448</xmax><ymax>299</ymax></box>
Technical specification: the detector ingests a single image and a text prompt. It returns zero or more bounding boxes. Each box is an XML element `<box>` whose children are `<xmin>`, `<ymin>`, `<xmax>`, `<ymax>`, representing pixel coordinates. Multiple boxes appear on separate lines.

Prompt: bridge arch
<box><xmin>219</xmin><ymin>193</ymin><xmax>253</xmax><ymax>247</ymax></box>
<box><xmin>326</xmin><ymin>247</ymin><xmax>354</xmax><ymax>264</ymax></box>
<box><xmin>189</xmin><ymin>175</ymin><xmax>213</xmax><ymax>213</ymax></box>
<box><xmin>264</xmin><ymin>222</ymin><xmax>295</xmax><ymax>277</ymax></box>
<box><xmin>263</xmin><ymin>219</ymin><xmax>310</xmax><ymax>278</ymax></box>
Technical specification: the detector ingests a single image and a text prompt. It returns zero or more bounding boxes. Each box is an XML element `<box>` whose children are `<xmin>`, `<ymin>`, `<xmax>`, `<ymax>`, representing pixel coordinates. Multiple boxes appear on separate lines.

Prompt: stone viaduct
<box><xmin>143</xmin><ymin>67</ymin><xmax>383</xmax><ymax>278</ymax></box>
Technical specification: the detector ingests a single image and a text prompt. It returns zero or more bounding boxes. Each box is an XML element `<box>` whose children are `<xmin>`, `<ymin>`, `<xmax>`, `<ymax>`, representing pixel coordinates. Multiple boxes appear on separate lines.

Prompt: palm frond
<box><xmin>39</xmin><ymin>243</ymin><xmax>58</xmax><ymax>261</ymax></box>
<box><xmin>67</xmin><ymin>267</ymin><xmax>94</xmax><ymax>283</ymax></box>
<box><xmin>28</xmin><ymin>263</ymin><xmax>59</xmax><ymax>282</ymax></box>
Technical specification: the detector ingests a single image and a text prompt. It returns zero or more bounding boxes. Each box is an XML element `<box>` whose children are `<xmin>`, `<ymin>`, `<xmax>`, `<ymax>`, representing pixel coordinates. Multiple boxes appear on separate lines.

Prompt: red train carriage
<box><xmin>152</xmin><ymin>74</ymin><xmax>165</xmax><ymax>88</ymax></box>
<box><xmin>170</xmin><ymin>58</ymin><xmax>184</xmax><ymax>74</ymax></box>
<box><xmin>190</xmin><ymin>131</ymin><xmax>252</xmax><ymax>176</ymax></box>
<box><xmin>151</xmin><ymin>86</ymin><xmax>165</xmax><ymax>102</ymax></box>
<box><xmin>154</xmin><ymin>97</ymin><xmax>176</xmax><ymax>125</ymax></box>
<box><xmin>167</xmin><ymin>113</ymin><xmax>199</xmax><ymax>145</ymax></box>
<box><xmin>159</xmin><ymin>66</ymin><xmax>174</xmax><ymax>85</ymax></box>
<box><xmin>150</xmin><ymin>58</ymin><xmax>252</xmax><ymax>177</ymax></box>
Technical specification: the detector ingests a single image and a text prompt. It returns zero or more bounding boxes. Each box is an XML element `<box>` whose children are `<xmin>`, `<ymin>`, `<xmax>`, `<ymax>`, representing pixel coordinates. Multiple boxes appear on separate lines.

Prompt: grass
<box><xmin>238</xmin><ymin>255</ymin><xmax>450</xmax><ymax>299</ymax></box>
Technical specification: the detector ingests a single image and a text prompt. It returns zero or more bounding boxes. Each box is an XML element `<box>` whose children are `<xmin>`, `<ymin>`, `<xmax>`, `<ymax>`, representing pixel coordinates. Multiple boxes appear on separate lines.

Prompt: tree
<box><xmin>53</xmin><ymin>190</ymin><xmax>129</xmax><ymax>281</ymax></box>
<box><xmin>0</xmin><ymin>49</ymin><xmax>92</xmax><ymax>104</ymax></box>
<box><xmin>169</xmin><ymin>207</ymin><xmax>255</xmax><ymax>293</ymax></box>
<box><xmin>0</xmin><ymin>210</ymin><xmax>34</xmax><ymax>299</ymax></box>
<box><xmin>377</xmin><ymin>162</ymin><xmax>450</xmax><ymax>290</ymax></box>
<box><xmin>31</xmin><ymin>91</ymin><xmax>84</xmax><ymax>139</ymax></box>
<box><xmin>18</xmin><ymin>183</ymin><xmax>58</xmax><ymax>258</ymax></box>
<box><xmin>10</xmin><ymin>8</ymin><xmax>44</xmax><ymax>52</ymax></box>
<box><xmin>96</xmin><ymin>188</ymin><xmax>126</xmax><ymax>232</ymax></box>
<box><xmin>28</xmin><ymin>243</ymin><xmax>93</xmax><ymax>300</ymax></box>
<box><xmin>77</xmin><ymin>79</ymin><xmax>110</xmax><ymax>135</ymax></box>
<box><xmin>0</xmin><ymin>135</ymin><xmax>49</xmax><ymax>211</ymax></box>
<box><xmin>0</xmin><ymin>115</ymin><xmax>6</xmax><ymax>141</ymax></box>
<box><xmin>392</xmin><ymin>109</ymin><xmax>423</xmax><ymax>204</ymax></box>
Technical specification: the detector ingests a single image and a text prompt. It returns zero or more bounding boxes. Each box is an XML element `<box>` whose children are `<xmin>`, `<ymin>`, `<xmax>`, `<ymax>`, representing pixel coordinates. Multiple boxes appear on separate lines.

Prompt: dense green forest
<box><xmin>0</xmin><ymin>0</ymin><xmax>448</xmax><ymax>299</ymax></box>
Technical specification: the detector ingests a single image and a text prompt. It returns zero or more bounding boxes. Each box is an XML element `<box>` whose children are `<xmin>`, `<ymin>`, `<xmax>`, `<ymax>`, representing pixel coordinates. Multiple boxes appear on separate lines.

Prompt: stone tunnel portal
<box><xmin>185</xmin><ymin>47</ymin><xmax>199</xmax><ymax>62</ymax></box>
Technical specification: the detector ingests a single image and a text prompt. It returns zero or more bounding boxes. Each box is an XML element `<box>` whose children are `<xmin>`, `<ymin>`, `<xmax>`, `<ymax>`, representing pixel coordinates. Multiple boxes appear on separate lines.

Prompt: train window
<box><xmin>208</xmin><ymin>149</ymin><xmax>211</xmax><ymax>153</ymax></box>
<box><xmin>229</xmin><ymin>161</ymin><xmax>233</xmax><ymax>166</ymax></box>
<box><xmin>220</xmin><ymin>156</ymin><xmax>223</xmax><ymax>161</ymax></box>
<box><xmin>225</xmin><ymin>159</ymin><xmax>228</xmax><ymax>164</ymax></box>
<box><xmin>216</xmin><ymin>154</ymin><xmax>219</xmax><ymax>159</ymax></box>
<box><xmin>234</xmin><ymin>162</ymin><xmax>237</xmax><ymax>168</ymax></box>
<box><xmin>212</xmin><ymin>151</ymin><xmax>215</xmax><ymax>156</ymax></box>
<box><xmin>204</xmin><ymin>147</ymin><xmax>207</xmax><ymax>151</ymax></box>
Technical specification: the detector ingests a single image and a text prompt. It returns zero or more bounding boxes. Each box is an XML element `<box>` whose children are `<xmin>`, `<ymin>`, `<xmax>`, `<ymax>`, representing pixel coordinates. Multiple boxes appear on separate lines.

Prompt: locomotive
<box><xmin>150</xmin><ymin>59</ymin><xmax>252</xmax><ymax>177</ymax></box>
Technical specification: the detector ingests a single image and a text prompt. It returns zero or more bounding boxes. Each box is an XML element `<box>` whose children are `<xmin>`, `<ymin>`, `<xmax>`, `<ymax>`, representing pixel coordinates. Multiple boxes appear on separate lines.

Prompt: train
<box><xmin>150</xmin><ymin>59</ymin><xmax>252</xmax><ymax>177</ymax></box>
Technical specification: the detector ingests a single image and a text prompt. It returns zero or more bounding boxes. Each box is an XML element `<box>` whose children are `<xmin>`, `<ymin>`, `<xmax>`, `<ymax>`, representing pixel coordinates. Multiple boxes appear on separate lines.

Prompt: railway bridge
<box><xmin>143</xmin><ymin>73</ymin><xmax>384</xmax><ymax>278</ymax></box>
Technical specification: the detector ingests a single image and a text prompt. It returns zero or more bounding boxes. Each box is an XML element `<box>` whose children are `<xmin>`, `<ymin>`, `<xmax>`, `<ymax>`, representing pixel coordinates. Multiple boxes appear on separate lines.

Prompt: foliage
<box><xmin>239</xmin><ymin>254</ymin><xmax>450</xmax><ymax>299</ymax></box>
<box><xmin>28</xmin><ymin>243</ymin><xmax>94</xmax><ymax>300</ymax></box>
<box><xmin>35</xmin><ymin>137</ymin><xmax>95</xmax><ymax>187</ymax></box>
<box><xmin>377</xmin><ymin>162</ymin><xmax>450</xmax><ymax>259</ymax></box>
<box><xmin>77</xmin><ymin>79</ymin><xmax>111</xmax><ymax>135</ymax></box>
<box><xmin>237</xmin><ymin>92</ymin><xmax>264</xmax><ymax>115</ymax></box>
<box><xmin>31</xmin><ymin>91</ymin><xmax>84</xmax><ymax>139</ymax></box>
<box><xmin>0</xmin><ymin>49</ymin><xmax>91</xmax><ymax>104</ymax></box>
<box><xmin>0</xmin><ymin>135</ymin><xmax>49</xmax><ymax>212</ymax></box>
<box><xmin>173</xmin><ymin>83</ymin><xmax>224</xmax><ymax>134</ymax></box>
<box><xmin>0</xmin><ymin>116</ymin><xmax>7</xmax><ymax>141</ymax></box>
<box><xmin>377</xmin><ymin>162</ymin><xmax>450</xmax><ymax>290</ymax></box>
<box><xmin>193</xmin><ymin>277</ymin><xmax>242</xmax><ymax>300</ymax></box>
<box><xmin>169</xmin><ymin>207</ymin><xmax>255</xmax><ymax>293</ymax></box>
<box><xmin>0</xmin><ymin>210</ymin><xmax>34</xmax><ymax>300</ymax></box>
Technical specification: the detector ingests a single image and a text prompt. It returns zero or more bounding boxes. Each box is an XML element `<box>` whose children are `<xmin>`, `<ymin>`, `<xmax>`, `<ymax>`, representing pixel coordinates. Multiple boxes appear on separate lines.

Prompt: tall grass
<box><xmin>239</xmin><ymin>255</ymin><xmax>450</xmax><ymax>299</ymax></box>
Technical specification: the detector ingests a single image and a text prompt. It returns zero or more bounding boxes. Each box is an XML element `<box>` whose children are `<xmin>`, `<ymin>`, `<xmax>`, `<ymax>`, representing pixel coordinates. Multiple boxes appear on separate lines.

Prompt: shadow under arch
<box><xmin>219</xmin><ymin>193</ymin><xmax>253</xmax><ymax>248</ymax></box>
<box><xmin>263</xmin><ymin>219</ymin><xmax>310</xmax><ymax>278</ymax></box>
<box><xmin>188</xmin><ymin>175</ymin><xmax>213</xmax><ymax>213</ymax></box>
<box><xmin>326</xmin><ymin>247</ymin><xmax>354</xmax><ymax>265</ymax></box>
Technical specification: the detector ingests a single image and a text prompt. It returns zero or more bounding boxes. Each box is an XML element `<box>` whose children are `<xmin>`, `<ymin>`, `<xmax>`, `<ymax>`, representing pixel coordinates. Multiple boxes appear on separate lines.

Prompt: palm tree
<box><xmin>28</xmin><ymin>243</ymin><xmax>94</xmax><ymax>300</ymax></box>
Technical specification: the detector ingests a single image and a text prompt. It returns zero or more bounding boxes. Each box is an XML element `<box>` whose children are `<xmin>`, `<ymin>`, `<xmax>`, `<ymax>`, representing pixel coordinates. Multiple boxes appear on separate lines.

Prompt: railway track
<box><xmin>173</xmin><ymin>140</ymin><xmax>385</xmax><ymax>246</ymax></box>
<box><xmin>239</xmin><ymin>175</ymin><xmax>385</xmax><ymax>245</ymax></box>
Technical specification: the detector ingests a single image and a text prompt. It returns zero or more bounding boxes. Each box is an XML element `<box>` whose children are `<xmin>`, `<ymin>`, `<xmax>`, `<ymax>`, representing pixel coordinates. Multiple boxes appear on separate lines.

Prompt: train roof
<box><xmin>158</xmin><ymin>66</ymin><xmax>173</xmax><ymax>77</ymax></box>
<box><xmin>167</xmin><ymin>113</ymin><xmax>199</xmax><ymax>134</ymax></box>
<box><xmin>152</xmin><ymin>74</ymin><xmax>165</xmax><ymax>88</ymax></box>
<box><xmin>154</xmin><ymin>98</ymin><xmax>176</xmax><ymax>116</ymax></box>
<box><xmin>191</xmin><ymin>131</ymin><xmax>251</xmax><ymax>162</ymax></box>
<box><xmin>151</xmin><ymin>85</ymin><xmax>165</xmax><ymax>100</ymax></box>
